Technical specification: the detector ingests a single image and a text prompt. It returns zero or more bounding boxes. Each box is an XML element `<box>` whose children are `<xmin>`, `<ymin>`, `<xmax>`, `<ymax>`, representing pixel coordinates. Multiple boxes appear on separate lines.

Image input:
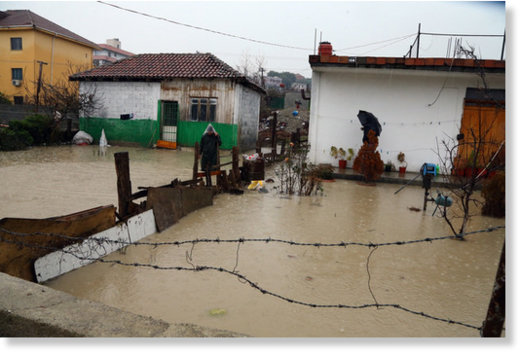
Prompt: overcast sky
<box><xmin>0</xmin><ymin>1</ymin><xmax>507</xmax><ymax>78</ymax></box>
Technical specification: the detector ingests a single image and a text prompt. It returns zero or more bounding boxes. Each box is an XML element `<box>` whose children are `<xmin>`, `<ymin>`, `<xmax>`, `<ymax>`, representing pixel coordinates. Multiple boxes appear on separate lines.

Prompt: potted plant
<box><xmin>397</xmin><ymin>151</ymin><xmax>407</xmax><ymax>176</ymax></box>
<box><xmin>330</xmin><ymin>146</ymin><xmax>347</xmax><ymax>169</ymax></box>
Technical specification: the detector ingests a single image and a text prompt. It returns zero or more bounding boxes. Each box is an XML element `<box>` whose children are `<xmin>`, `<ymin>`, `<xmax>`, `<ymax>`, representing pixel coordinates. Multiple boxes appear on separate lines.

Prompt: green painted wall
<box><xmin>79</xmin><ymin>117</ymin><xmax>160</xmax><ymax>147</ymax></box>
<box><xmin>177</xmin><ymin>121</ymin><xmax>237</xmax><ymax>150</ymax></box>
<box><xmin>79</xmin><ymin>117</ymin><xmax>237</xmax><ymax>149</ymax></box>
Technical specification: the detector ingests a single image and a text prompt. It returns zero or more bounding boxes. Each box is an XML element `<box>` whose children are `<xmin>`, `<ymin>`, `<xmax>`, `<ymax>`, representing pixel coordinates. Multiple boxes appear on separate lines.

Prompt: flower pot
<box><xmin>398</xmin><ymin>166</ymin><xmax>406</xmax><ymax>176</ymax></box>
<box><xmin>338</xmin><ymin>159</ymin><xmax>347</xmax><ymax>169</ymax></box>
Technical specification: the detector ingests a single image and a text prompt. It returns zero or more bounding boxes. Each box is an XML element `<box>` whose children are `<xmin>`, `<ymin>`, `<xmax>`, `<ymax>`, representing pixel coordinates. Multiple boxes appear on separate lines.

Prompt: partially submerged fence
<box><xmin>0</xmin><ymin>223</ymin><xmax>505</xmax><ymax>337</ymax></box>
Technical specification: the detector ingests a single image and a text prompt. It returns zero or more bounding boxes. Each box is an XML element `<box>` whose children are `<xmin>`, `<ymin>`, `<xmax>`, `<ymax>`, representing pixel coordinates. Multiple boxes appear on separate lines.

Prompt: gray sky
<box><xmin>0</xmin><ymin>1</ymin><xmax>507</xmax><ymax>78</ymax></box>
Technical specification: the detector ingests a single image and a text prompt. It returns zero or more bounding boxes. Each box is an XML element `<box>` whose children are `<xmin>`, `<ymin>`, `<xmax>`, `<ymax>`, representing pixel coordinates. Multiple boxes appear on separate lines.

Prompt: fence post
<box><xmin>481</xmin><ymin>242</ymin><xmax>505</xmax><ymax>337</ymax></box>
<box><xmin>114</xmin><ymin>152</ymin><xmax>132</xmax><ymax>219</ymax></box>
<box><xmin>271</xmin><ymin>111</ymin><xmax>277</xmax><ymax>162</ymax></box>
<box><xmin>193</xmin><ymin>142</ymin><xmax>199</xmax><ymax>180</ymax></box>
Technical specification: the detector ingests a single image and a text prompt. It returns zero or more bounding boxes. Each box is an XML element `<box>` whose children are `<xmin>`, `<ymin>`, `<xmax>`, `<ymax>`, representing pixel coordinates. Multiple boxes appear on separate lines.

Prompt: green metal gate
<box><xmin>161</xmin><ymin>101</ymin><xmax>178</xmax><ymax>142</ymax></box>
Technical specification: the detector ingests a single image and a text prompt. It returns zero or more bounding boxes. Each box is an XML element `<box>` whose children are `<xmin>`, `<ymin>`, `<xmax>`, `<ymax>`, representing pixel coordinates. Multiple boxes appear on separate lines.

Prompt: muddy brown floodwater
<box><xmin>0</xmin><ymin>145</ymin><xmax>505</xmax><ymax>337</ymax></box>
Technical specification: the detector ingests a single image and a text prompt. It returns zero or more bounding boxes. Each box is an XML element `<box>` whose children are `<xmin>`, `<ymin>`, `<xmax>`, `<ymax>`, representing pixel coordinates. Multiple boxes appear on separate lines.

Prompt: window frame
<box><xmin>10</xmin><ymin>37</ymin><xmax>22</xmax><ymax>51</ymax></box>
<box><xmin>11</xmin><ymin>68</ymin><xmax>23</xmax><ymax>80</ymax></box>
<box><xmin>190</xmin><ymin>97</ymin><xmax>217</xmax><ymax>122</ymax></box>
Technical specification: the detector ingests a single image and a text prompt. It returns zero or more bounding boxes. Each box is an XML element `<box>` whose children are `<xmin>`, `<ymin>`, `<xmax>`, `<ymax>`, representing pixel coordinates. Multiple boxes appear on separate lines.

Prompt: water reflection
<box><xmin>0</xmin><ymin>146</ymin><xmax>505</xmax><ymax>337</ymax></box>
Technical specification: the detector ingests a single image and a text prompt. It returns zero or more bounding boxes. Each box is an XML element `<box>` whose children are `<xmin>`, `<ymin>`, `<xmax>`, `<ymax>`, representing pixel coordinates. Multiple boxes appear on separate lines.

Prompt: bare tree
<box><xmin>25</xmin><ymin>62</ymin><xmax>102</xmax><ymax>138</ymax></box>
<box><xmin>435</xmin><ymin>45</ymin><xmax>505</xmax><ymax>238</ymax></box>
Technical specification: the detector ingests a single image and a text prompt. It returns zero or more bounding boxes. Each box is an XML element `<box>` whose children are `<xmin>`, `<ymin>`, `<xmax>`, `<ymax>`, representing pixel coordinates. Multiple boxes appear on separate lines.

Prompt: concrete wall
<box><xmin>81</xmin><ymin>81</ymin><xmax>160</xmax><ymax>120</ymax></box>
<box><xmin>308</xmin><ymin>67</ymin><xmax>505</xmax><ymax>172</ymax></box>
<box><xmin>0</xmin><ymin>272</ymin><xmax>244</xmax><ymax>337</ymax></box>
<box><xmin>234</xmin><ymin>84</ymin><xmax>261</xmax><ymax>151</ymax></box>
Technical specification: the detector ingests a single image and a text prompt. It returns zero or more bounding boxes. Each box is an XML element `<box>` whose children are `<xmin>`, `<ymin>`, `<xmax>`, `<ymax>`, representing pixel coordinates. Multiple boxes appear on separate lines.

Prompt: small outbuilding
<box><xmin>70</xmin><ymin>53</ymin><xmax>265</xmax><ymax>150</ymax></box>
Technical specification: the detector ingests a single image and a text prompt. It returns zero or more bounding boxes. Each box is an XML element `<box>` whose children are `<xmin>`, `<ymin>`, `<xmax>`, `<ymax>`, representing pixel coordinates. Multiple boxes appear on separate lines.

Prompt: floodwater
<box><xmin>0</xmin><ymin>145</ymin><xmax>505</xmax><ymax>337</ymax></box>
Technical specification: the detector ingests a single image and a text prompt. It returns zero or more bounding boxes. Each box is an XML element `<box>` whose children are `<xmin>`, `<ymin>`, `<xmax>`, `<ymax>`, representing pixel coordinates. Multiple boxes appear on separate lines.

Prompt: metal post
<box><xmin>500</xmin><ymin>30</ymin><xmax>506</xmax><ymax>61</ymax></box>
<box><xmin>481</xmin><ymin>243</ymin><xmax>506</xmax><ymax>337</ymax></box>
<box><xmin>416</xmin><ymin>23</ymin><xmax>421</xmax><ymax>58</ymax></box>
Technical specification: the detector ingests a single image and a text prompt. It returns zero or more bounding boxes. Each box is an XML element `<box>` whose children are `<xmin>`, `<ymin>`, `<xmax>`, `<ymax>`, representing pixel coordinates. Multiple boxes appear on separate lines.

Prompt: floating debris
<box><xmin>209</xmin><ymin>308</ymin><xmax>227</xmax><ymax>316</ymax></box>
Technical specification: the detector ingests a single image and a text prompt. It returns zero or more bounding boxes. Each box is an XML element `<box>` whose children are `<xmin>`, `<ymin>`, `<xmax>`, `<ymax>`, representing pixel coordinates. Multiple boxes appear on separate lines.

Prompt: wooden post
<box><xmin>271</xmin><ymin>111</ymin><xmax>278</xmax><ymax>162</ymax></box>
<box><xmin>193</xmin><ymin>142</ymin><xmax>199</xmax><ymax>180</ymax></box>
<box><xmin>481</xmin><ymin>243</ymin><xmax>506</xmax><ymax>337</ymax></box>
<box><xmin>232</xmin><ymin>146</ymin><xmax>240</xmax><ymax>182</ymax></box>
<box><xmin>114</xmin><ymin>152</ymin><xmax>132</xmax><ymax>219</ymax></box>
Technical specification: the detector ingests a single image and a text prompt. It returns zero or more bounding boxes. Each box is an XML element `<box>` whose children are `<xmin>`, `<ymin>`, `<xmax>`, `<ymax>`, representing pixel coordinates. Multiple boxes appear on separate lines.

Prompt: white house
<box><xmin>70</xmin><ymin>53</ymin><xmax>265</xmax><ymax>151</ymax></box>
<box><xmin>93</xmin><ymin>38</ymin><xmax>135</xmax><ymax>67</ymax></box>
<box><xmin>307</xmin><ymin>46</ymin><xmax>505</xmax><ymax>172</ymax></box>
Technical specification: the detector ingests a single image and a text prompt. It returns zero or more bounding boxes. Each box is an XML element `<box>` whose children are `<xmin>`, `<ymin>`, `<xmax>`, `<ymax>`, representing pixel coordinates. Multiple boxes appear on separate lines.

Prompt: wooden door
<box><xmin>455</xmin><ymin>104</ymin><xmax>505</xmax><ymax>169</ymax></box>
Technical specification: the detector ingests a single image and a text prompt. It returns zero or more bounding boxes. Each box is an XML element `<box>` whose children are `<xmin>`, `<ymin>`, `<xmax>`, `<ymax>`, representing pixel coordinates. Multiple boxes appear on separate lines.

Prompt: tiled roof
<box><xmin>70</xmin><ymin>53</ymin><xmax>265</xmax><ymax>93</ymax></box>
<box><xmin>309</xmin><ymin>55</ymin><xmax>505</xmax><ymax>73</ymax></box>
<box><xmin>0</xmin><ymin>10</ymin><xmax>98</xmax><ymax>49</ymax></box>
<box><xmin>97</xmin><ymin>43</ymin><xmax>135</xmax><ymax>57</ymax></box>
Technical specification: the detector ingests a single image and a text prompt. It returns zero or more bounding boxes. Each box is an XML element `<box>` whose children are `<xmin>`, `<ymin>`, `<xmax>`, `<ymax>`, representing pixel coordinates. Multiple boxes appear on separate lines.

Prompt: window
<box><xmin>11</xmin><ymin>68</ymin><xmax>23</xmax><ymax>80</ymax></box>
<box><xmin>10</xmin><ymin>37</ymin><xmax>22</xmax><ymax>50</ymax></box>
<box><xmin>13</xmin><ymin>96</ymin><xmax>23</xmax><ymax>105</ymax></box>
<box><xmin>190</xmin><ymin>98</ymin><xmax>217</xmax><ymax>122</ymax></box>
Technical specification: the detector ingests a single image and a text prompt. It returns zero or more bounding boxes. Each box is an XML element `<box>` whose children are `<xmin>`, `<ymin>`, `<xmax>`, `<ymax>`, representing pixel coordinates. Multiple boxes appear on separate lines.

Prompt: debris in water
<box><xmin>209</xmin><ymin>308</ymin><xmax>227</xmax><ymax>316</ymax></box>
<box><xmin>305</xmin><ymin>276</ymin><xmax>313</xmax><ymax>281</ymax></box>
<box><xmin>408</xmin><ymin>207</ymin><xmax>421</xmax><ymax>212</ymax></box>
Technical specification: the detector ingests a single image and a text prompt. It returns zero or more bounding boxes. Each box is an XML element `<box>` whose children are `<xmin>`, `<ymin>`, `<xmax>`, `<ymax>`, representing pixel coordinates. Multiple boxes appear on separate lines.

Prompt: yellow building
<box><xmin>0</xmin><ymin>10</ymin><xmax>98</xmax><ymax>104</ymax></box>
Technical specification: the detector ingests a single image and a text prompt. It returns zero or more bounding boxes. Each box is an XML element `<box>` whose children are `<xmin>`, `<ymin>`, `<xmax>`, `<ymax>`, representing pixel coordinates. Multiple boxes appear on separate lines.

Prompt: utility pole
<box><xmin>36</xmin><ymin>60</ymin><xmax>48</xmax><ymax>111</ymax></box>
<box><xmin>259</xmin><ymin>66</ymin><xmax>265</xmax><ymax>88</ymax></box>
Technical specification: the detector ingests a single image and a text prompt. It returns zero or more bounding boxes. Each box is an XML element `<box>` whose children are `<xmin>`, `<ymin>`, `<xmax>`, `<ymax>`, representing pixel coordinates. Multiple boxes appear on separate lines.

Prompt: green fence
<box><xmin>79</xmin><ymin>117</ymin><xmax>160</xmax><ymax>147</ymax></box>
<box><xmin>177</xmin><ymin>121</ymin><xmax>237</xmax><ymax>150</ymax></box>
<box><xmin>80</xmin><ymin>117</ymin><xmax>238</xmax><ymax>149</ymax></box>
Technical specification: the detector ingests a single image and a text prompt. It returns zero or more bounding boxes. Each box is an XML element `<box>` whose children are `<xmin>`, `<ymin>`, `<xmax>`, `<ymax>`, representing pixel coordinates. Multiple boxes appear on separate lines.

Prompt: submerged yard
<box><xmin>0</xmin><ymin>145</ymin><xmax>505</xmax><ymax>337</ymax></box>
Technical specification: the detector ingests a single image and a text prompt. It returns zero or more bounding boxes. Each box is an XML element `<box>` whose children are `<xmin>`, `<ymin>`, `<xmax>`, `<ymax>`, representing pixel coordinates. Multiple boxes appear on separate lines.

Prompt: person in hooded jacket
<box><xmin>200</xmin><ymin>124</ymin><xmax>222</xmax><ymax>171</ymax></box>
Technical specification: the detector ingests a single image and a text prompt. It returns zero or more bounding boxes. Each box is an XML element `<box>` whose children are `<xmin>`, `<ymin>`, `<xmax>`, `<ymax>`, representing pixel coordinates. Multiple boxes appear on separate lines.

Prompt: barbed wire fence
<box><xmin>0</xmin><ymin>224</ymin><xmax>505</xmax><ymax>335</ymax></box>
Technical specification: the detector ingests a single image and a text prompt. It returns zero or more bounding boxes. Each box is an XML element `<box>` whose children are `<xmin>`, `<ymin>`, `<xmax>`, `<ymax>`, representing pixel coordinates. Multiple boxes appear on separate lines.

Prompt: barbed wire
<box><xmin>0</xmin><ymin>225</ymin><xmax>505</xmax><ymax>249</ymax></box>
<box><xmin>0</xmin><ymin>234</ymin><xmax>484</xmax><ymax>331</ymax></box>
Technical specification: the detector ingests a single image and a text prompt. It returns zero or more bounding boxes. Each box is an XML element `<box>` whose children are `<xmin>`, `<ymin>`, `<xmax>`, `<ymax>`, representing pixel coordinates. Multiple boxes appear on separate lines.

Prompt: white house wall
<box><xmin>234</xmin><ymin>84</ymin><xmax>261</xmax><ymax>151</ymax></box>
<box><xmin>308</xmin><ymin>67</ymin><xmax>505</xmax><ymax>172</ymax></box>
<box><xmin>80</xmin><ymin>81</ymin><xmax>161</xmax><ymax>120</ymax></box>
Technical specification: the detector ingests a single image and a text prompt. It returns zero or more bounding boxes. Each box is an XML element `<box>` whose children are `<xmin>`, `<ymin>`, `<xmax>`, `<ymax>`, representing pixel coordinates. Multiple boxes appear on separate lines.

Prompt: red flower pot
<box><xmin>338</xmin><ymin>159</ymin><xmax>347</xmax><ymax>169</ymax></box>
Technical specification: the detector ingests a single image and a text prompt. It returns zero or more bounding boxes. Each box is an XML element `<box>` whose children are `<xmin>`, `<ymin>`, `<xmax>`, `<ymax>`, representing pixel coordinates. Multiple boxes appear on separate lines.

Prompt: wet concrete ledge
<box><xmin>331</xmin><ymin>167</ymin><xmax>455</xmax><ymax>189</ymax></box>
<box><xmin>0</xmin><ymin>272</ymin><xmax>245</xmax><ymax>337</ymax></box>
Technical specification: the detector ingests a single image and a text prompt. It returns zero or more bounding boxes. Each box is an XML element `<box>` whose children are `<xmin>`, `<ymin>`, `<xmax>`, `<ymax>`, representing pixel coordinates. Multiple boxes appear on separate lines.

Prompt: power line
<box><xmin>97</xmin><ymin>1</ymin><xmax>313</xmax><ymax>51</ymax></box>
<box><xmin>335</xmin><ymin>33</ymin><xmax>416</xmax><ymax>52</ymax></box>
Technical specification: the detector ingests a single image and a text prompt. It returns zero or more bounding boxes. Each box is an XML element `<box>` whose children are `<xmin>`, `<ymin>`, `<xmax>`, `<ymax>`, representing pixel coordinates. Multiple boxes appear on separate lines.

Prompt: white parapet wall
<box><xmin>35</xmin><ymin>209</ymin><xmax>157</xmax><ymax>283</ymax></box>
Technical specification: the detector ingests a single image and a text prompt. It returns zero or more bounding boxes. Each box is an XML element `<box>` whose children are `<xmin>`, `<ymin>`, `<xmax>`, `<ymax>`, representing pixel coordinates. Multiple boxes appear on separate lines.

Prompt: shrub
<box><xmin>0</xmin><ymin>127</ymin><xmax>33</xmax><ymax>151</ymax></box>
<box><xmin>9</xmin><ymin>114</ymin><xmax>54</xmax><ymax>145</ymax></box>
<box><xmin>481</xmin><ymin>171</ymin><xmax>505</xmax><ymax>218</ymax></box>
<box><xmin>0</xmin><ymin>92</ymin><xmax>11</xmax><ymax>105</ymax></box>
